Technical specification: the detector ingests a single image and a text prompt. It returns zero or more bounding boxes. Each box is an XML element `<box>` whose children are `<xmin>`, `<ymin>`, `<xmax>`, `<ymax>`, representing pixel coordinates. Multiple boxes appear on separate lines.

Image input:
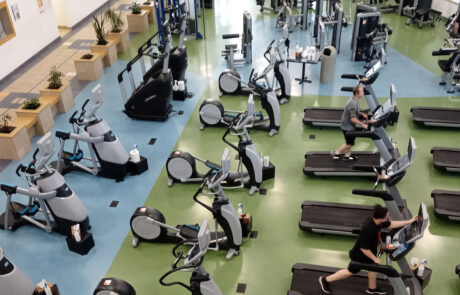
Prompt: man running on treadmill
<box><xmin>333</xmin><ymin>85</ymin><xmax>374</xmax><ymax>161</ymax></box>
<box><xmin>318</xmin><ymin>204</ymin><xmax>418</xmax><ymax>294</ymax></box>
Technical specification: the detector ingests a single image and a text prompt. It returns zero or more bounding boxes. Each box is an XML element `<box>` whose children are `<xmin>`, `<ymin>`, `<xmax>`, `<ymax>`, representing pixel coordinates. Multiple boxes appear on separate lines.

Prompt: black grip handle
<box><xmin>16</xmin><ymin>164</ymin><xmax>26</xmax><ymax>176</ymax></box>
<box><xmin>341</xmin><ymin>74</ymin><xmax>362</xmax><ymax>79</ymax></box>
<box><xmin>55</xmin><ymin>130</ymin><xmax>70</xmax><ymax>140</ymax></box>
<box><xmin>222</xmin><ymin>33</ymin><xmax>240</xmax><ymax>39</ymax></box>
<box><xmin>341</xmin><ymin>86</ymin><xmax>353</xmax><ymax>92</ymax></box>
<box><xmin>432</xmin><ymin>50</ymin><xmax>453</xmax><ymax>56</ymax></box>
<box><xmin>0</xmin><ymin>183</ymin><xmax>17</xmax><ymax>194</ymax></box>
<box><xmin>351</xmin><ymin>189</ymin><xmax>393</xmax><ymax>201</ymax></box>
<box><xmin>81</xmin><ymin>99</ymin><xmax>90</xmax><ymax>111</ymax></box>
<box><xmin>349</xmin><ymin>261</ymin><xmax>399</xmax><ymax>277</ymax></box>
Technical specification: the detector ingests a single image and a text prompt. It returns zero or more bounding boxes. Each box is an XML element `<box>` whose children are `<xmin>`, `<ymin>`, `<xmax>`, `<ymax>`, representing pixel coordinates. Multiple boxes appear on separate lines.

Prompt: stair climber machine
<box><xmin>53</xmin><ymin>84</ymin><xmax>146</xmax><ymax>181</ymax></box>
<box><xmin>289</xmin><ymin>203</ymin><xmax>430</xmax><ymax>295</ymax></box>
<box><xmin>199</xmin><ymin>83</ymin><xmax>280</xmax><ymax>136</ymax></box>
<box><xmin>138</xmin><ymin>11</ymin><xmax>191</xmax><ymax>101</ymax></box>
<box><xmin>118</xmin><ymin>20</ymin><xmax>175</xmax><ymax>121</ymax></box>
<box><xmin>166</xmin><ymin>111</ymin><xmax>276</xmax><ymax>195</ymax></box>
<box><xmin>159</xmin><ymin>219</ymin><xmax>223</xmax><ymax>294</ymax></box>
<box><xmin>219</xmin><ymin>19</ymin><xmax>291</xmax><ymax>105</ymax></box>
<box><xmin>0</xmin><ymin>248</ymin><xmax>61</xmax><ymax>295</ymax></box>
<box><xmin>131</xmin><ymin>149</ymin><xmax>245</xmax><ymax>260</ymax></box>
<box><xmin>0</xmin><ymin>133</ymin><xmax>94</xmax><ymax>254</ymax></box>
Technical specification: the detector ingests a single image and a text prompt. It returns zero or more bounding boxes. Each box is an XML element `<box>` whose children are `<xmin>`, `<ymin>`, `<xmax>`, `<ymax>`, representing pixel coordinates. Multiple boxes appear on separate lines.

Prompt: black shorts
<box><xmin>348</xmin><ymin>259</ymin><xmax>373</xmax><ymax>274</ymax></box>
<box><xmin>342</xmin><ymin>130</ymin><xmax>356</xmax><ymax>146</ymax></box>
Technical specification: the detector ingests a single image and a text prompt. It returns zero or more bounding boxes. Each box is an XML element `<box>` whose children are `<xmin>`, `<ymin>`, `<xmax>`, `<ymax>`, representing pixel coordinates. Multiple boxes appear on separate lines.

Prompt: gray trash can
<box><xmin>320</xmin><ymin>46</ymin><xmax>337</xmax><ymax>84</ymax></box>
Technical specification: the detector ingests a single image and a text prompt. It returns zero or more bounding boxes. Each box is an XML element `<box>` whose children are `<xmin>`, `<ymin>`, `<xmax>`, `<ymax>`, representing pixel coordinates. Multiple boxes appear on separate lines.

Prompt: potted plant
<box><xmin>90</xmin><ymin>12</ymin><xmax>118</xmax><ymax>66</ymax></box>
<box><xmin>0</xmin><ymin>113</ymin><xmax>14</xmax><ymax>134</ymax></box>
<box><xmin>40</xmin><ymin>66</ymin><xmax>74</xmax><ymax>114</ymax></box>
<box><xmin>127</xmin><ymin>2</ymin><xmax>149</xmax><ymax>33</ymax></box>
<box><xmin>105</xmin><ymin>5</ymin><xmax>129</xmax><ymax>53</ymax></box>
<box><xmin>16</xmin><ymin>97</ymin><xmax>54</xmax><ymax>135</ymax></box>
<box><xmin>139</xmin><ymin>0</ymin><xmax>155</xmax><ymax>23</ymax></box>
<box><xmin>74</xmin><ymin>53</ymin><xmax>104</xmax><ymax>81</ymax></box>
<box><xmin>0</xmin><ymin>112</ymin><xmax>32</xmax><ymax>160</ymax></box>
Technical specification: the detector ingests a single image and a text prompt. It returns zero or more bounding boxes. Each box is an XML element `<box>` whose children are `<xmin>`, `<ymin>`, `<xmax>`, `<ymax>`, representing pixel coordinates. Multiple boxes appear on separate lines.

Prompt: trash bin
<box><xmin>320</xmin><ymin>46</ymin><xmax>337</xmax><ymax>84</ymax></box>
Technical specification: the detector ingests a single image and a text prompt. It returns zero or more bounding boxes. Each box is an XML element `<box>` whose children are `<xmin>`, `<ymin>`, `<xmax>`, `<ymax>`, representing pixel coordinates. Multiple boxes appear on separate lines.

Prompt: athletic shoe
<box><xmin>343</xmin><ymin>154</ymin><xmax>358</xmax><ymax>161</ymax></box>
<box><xmin>319</xmin><ymin>276</ymin><xmax>332</xmax><ymax>293</ymax></box>
<box><xmin>366</xmin><ymin>287</ymin><xmax>387</xmax><ymax>294</ymax></box>
<box><xmin>330</xmin><ymin>151</ymin><xmax>341</xmax><ymax>160</ymax></box>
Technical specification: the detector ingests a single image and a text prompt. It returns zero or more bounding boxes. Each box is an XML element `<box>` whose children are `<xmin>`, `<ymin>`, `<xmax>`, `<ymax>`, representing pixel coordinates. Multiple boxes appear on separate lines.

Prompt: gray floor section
<box><xmin>68</xmin><ymin>39</ymin><xmax>96</xmax><ymax>50</ymax></box>
<box><xmin>69</xmin><ymin>76</ymin><xmax>90</xmax><ymax>97</ymax></box>
<box><xmin>0</xmin><ymin>93</ymin><xmax>40</xmax><ymax>109</ymax></box>
<box><xmin>0</xmin><ymin>160</ymin><xmax>11</xmax><ymax>173</ymax></box>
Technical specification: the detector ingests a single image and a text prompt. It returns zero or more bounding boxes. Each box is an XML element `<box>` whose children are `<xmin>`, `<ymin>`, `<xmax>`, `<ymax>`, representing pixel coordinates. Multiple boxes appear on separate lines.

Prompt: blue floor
<box><xmin>0</xmin><ymin>60</ymin><xmax>206</xmax><ymax>294</ymax></box>
<box><xmin>213</xmin><ymin>17</ymin><xmax>450</xmax><ymax>98</ymax></box>
<box><xmin>0</xmin><ymin>15</ymin><xmax>455</xmax><ymax>295</ymax></box>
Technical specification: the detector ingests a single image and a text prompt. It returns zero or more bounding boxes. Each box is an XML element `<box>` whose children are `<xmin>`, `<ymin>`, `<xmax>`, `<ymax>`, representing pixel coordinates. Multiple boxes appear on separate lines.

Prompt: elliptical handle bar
<box><xmin>264</xmin><ymin>40</ymin><xmax>276</xmax><ymax>62</ymax></box>
<box><xmin>341</xmin><ymin>74</ymin><xmax>363</xmax><ymax>79</ymax></box>
<box><xmin>81</xmin><ymin>99</ymin><xmax>90</xmax><ymax>112</ymax></box>
<box><xmin>16</xmin><ymin>164</ymin><xmax>27</xmax><ymax>177</ymax></box>
<box><xmin>159</xmin><ymin>265</ymin><xmax>196</xmax><ymax>291</ymax></box>
<box><xmin>222</xmin><ymin>114</ymin><xmax>243</xmax><ymax>151</ymax></box>
<box><xmin>69</xmin><ymin>110</ymin><xmax>79</xmax><ymax>124</ymax></box>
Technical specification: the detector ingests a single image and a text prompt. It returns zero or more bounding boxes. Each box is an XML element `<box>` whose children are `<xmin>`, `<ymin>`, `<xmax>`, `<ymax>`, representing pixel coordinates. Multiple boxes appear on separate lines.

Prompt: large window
<box><xmin>0</xmin><ymin>1</ymin><xmax>16</xmax><ymax>45</ymax></box>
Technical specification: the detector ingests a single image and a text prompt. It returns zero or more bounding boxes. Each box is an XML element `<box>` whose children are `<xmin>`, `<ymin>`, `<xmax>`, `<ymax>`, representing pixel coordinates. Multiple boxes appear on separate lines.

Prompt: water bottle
<box><xmin>417</xmin><ymin>259</ymin><xmax>427</xmax><ymax>277</ymax></box>
<box><xmin>237</xmin><ymin>203</ymin><xmax>243</xmax><ymax>215</ymax></box>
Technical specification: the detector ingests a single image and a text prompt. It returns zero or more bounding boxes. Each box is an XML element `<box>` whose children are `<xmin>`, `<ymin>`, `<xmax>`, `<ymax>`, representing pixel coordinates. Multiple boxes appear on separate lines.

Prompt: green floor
<box><xmin>107</xmin><ymin>2</ymin><xmax>460</xmax><ymax>294</ymax></box>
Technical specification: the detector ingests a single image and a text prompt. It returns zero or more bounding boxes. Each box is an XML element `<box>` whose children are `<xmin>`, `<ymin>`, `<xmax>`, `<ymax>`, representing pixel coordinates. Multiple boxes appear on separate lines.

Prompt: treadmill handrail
<box><xmin>352</xmin><ymin>189</ymin><xmax>393</xmax><ymax>201</ymax></box>
<box><xmin>346</xmin><ymin>130</ymin><xmax>380</xmax><ymax>140</ymax></box>
<box><xmin>341</xmin><ymin>87</ymin><xmax>371</xmax><ymax>95</ymax></box>
<box><xmin>349</xmin><ymin>261</ymin><xmax>400</xmax><ymax>277</ymax></box>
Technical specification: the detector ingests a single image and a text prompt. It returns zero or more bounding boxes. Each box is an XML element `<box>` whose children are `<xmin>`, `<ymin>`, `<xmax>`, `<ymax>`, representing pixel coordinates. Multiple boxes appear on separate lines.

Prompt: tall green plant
<box><xmin>47</xmin><ymin>66</ymin><xmax>63</xmax><ymax>89</ymax></box>
<box><xmin>105</xmin><ymin>5</ymin><xmax>125</xmax><ymax>33</ymax></box>
<box><xmin>92</xmin><ymin>13</ymin><xmax>107</xmax><ymax>45</ymax></box>
<box><xmin>129</xmin><ymin>2</ymin><xmax>142</xmax><ymax>14</ymax></box>
<box><xmin>0</xmin><ymin>113</ymin><xmax>12</xmax><ymax>129</ymax></box>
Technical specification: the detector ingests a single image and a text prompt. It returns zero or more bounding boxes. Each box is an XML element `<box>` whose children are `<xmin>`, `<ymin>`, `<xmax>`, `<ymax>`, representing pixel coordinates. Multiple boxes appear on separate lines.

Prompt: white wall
<box><xmin>0</xmin><ymin>0</ymin><xmax>60</xmax><ymax>80</ymax></box>
<box><xmin>432</xmin><ymin>0</ymin><xmax>460</xmax><ymax>17</ymax></box>
<box><xmin>50</xmin><ymin>0</ymin><xmax>109</xmax><ymax>28</ymax></box>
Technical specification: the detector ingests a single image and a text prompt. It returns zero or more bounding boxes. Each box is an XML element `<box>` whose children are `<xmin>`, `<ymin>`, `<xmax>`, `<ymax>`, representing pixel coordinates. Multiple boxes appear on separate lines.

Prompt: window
<box><xmin>0</xmin><ymin>1</ymin><xmax>16</xmax><ymax>45</ymax></box>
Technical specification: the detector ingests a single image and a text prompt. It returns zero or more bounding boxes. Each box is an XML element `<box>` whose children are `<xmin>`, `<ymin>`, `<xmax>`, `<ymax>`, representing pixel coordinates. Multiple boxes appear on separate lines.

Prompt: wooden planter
<box><xmin>74</xmin><ymin>55</ymin><xmax>104</xmax><ymax>81</ymax></box>
<box><xmin>140</xmin><ymin>3</ymin><xmax>155</xmax><ymax>23</ymax></box>
<box><xmin>127</xmin><ymin>11</ymin><xmax>149</xmax><ymax>33</ymax></box>
<box><xmin>91</xmin><ymin>40</ymin><xmax>118</xmax><ymax>66</ymax></box>
<box><xmin>39</xmin><ymin>81</ymin><xmax>74</xmax><ymax>113</ymax></box>
<box><xmin>0</xmin><ymin>125</ymin><xmax>32</xmax><ymax>160</ymax></box>
<box><xmin>16</xmin><ymin>102</ymin><xmax>54</xmax><ymax>135</ymax></box>
<box><xmin>107</xmin><ymin>27</ymin><xmax>129</xmax><ymax>53</ymax></box>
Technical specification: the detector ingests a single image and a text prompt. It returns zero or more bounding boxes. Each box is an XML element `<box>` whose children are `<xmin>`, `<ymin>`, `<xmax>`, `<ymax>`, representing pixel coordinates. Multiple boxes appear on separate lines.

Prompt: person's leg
<box><xmin>326</xmin><ymin>269</ymin><xmax>354</xmax><ymax>282</ymax></box>
<box><xmin>336</xmin><ymin>143</ymin><xmax>350</xmax><ymax>154</ymax></box>
<box><xmin>368</xmin><ymin>271</ymin><xmax>377</xmax><ymax>289</ymax></box>
<box><xmin>455</xmin><ymin>22</ymin><xmax>459</xmax><ymax>34</ymax></box>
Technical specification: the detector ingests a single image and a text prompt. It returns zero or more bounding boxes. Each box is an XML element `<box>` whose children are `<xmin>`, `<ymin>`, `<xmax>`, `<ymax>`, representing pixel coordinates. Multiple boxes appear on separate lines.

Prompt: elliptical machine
<box><xmin>131</xmin><ymin>149</ymin><xmax>243</xmax><ymax>260</ymax></box>
<box><xmin>199</xmin><ymin>84</ymin><xmax>280</xmax><ymax>136</ymax></box>
<box><xmin>118</xmin><ymin>20</ymin><xmax>174</xmax><ymax>121</ymax></box>
<box><xmin>159</xmin><ymin>219</ymin><xmax>223</xmax><ymax>295</ymax></box>
<box><xmin>53</xmin><ymin>84</ymin><xmax>136</xmax><ymax>181</ymax></box>
<box><xmin>0</xmin><ymin>248</ymin><xmax>60</xmax><ymax>295</ymax></box>
<box><xmin>94</xmin><ymin>278</ymin><xmax>136</xmax><ymax>295</ymax></box>
<box><xmin>167</xmin><ymin>113</ymin><xmax>275</xmax><ymax>195</ymax></box>
<box><xmin>0</xmin><ymin>133</ymin><xmax>92</xmax><ymax>240</ymax></box>
<box><xmin>219</xmin><ymin>25</ymin><xmax>291</xmax><ymax>104</ymax></box>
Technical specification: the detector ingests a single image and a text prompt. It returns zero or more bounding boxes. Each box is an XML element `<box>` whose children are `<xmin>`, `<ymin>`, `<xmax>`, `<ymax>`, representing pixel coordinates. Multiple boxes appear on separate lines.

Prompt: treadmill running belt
<box><xmin>289</xmin><ymin>264</ymin><xmax>394</xmax><ymax>295</ymax></box>
<box><xmin>301</xmin><ymin>202</ymin><xmax>371</xmax><ymax>228</ymax></box>
<box><xmin>432</xmin><ymin>149</ymin><xmax>460</xmax><ymax>168</ymax></box>
<box><xmin>304</xmin><ymin>108</ymin><xmax>343</xmax><ymax>121</ymax></box>
<box><xmin>411</xmin><ymin>107</ymin><xmax>460</xmax><ymax>125</ymax></box>
<box><xmin>433</xmin><ymin>193</ymin><xmax>460</xmax><ymax>212</ymax></box>
<box><xmin>304</xmin><ymin>152</ymin><xmax>380</xmax><ymax>175</ymax></box>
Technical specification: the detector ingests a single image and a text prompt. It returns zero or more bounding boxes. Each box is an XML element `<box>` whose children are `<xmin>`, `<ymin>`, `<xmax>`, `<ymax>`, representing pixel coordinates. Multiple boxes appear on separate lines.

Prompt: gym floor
<box><xmin>0</xmin><ymin>0</ymin><xmax>459</xmax><ymax>294</ymax></box>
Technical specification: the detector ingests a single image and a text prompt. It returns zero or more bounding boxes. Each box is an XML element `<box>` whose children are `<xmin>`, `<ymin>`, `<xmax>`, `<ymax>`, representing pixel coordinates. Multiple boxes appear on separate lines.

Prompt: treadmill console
<box><xmin>389</xmin><ymin>203</ymin><xmax>429</xmax><ymax>261</ymax></box>
<box><xmin>373</xmin><ymin>84</ymin><xmax>397</xmax><ymax>123</ymax></box>
<box><xmin>386</xmin><ymin>137</ymin><xmax>416</xmax><ymax>178</ymax></box>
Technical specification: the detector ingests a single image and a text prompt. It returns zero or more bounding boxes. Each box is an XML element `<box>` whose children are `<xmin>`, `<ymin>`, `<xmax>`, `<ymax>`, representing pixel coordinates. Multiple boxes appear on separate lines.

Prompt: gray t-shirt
<box><xmin>341</xmin><ymin>98</ymin><xmax>360</xmax><ymax>131</ymax></box>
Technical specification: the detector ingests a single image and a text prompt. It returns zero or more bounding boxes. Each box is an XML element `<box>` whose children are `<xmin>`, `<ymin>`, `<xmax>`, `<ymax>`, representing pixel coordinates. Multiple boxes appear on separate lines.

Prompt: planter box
<box><xmin>16</xmin><ymin>102</ymin><xmax>54</xmax><ymax>135</ymax></box>
<box><xmin>140</xmin><ymin>4</ymin><xmax>155</xmax><ymax>23</ymax></box>
<box><xmin>91</xmin><ymin>40</ymin><xmax>118</xmax><ymax>66</ymax></box>
<box><xmin>107</xmin><ymin>27</ymin><xmax>129</xmax><ymax>53</ymax></box>
<box><xmin>39</xmin><ymin>81</ymin><xmax>74</xmax><ymax>113</ymax></box>
<box><xmin>0</xmin><ymin>125</ymin><xmax>32</xmax><ymax>160</ymax></box>
<box><xmin>74</xmin><ymin>55</ymin><xmax>104</xmax><ymax>81</ymax></box>
<box><xmin>127</xmin><ymin>11</ymin><xmax>149</xmax><ymax>33</ymax></box>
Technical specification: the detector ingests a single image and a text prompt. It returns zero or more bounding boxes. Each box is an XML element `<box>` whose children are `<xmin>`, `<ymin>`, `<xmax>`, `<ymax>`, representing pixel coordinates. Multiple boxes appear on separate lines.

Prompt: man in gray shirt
<box><xmin>333</xmin><ymin>86</ymin><xmax>375</xmax><ymax>160</ymax></box>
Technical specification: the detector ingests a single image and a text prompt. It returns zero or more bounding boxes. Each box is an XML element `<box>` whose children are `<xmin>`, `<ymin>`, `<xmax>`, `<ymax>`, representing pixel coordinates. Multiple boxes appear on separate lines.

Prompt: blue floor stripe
<box><xmin>0</xmin><ymin>60</ymin><xmax>206</xmax><ymax>294</ymax></box>
<box><xmin>213</xmin><ymin>17</ymin><xmax>450</xmax><ymax>98</ymax></box>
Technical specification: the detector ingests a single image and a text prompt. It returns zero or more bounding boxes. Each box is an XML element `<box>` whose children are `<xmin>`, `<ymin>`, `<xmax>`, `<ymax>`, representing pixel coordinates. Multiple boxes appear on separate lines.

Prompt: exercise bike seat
<box><xmin>222</xmin><ymin>33</ymin><xmax>240</xmax><ymax>39</ymax></box>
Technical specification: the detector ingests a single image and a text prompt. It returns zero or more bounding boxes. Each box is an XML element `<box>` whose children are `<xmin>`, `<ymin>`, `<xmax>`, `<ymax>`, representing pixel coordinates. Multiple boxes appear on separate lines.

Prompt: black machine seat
<box><xmin>438</xmin><ymin>59</ymin><xmax>453</xmax><ymax>73</ymax></box>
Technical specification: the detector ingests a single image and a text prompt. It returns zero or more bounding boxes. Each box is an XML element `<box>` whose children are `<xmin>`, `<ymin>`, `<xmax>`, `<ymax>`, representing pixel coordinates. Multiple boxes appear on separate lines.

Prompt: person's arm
<box><xmin>351</xmin><ymin>117</ymin><xmax>367</xmax><ymax>128</ymax></box>
<box><xmin>359</xmin><ymin>112</ymin><xmax>368</xmax><ymax>120</ymax></box>
<box><xmin>388</xmin><ymin>216</ymin><xmax>418</xmax><ymax>229</ymax></box>
<box><xmin>360</xmin><ymin>248</ymin><xmax>381</xmax><ymax>264</ymax></box>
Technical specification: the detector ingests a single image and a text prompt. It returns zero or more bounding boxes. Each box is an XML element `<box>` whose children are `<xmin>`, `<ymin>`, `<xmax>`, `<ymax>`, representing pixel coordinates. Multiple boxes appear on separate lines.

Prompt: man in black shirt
<box><xmin>319</xmin><ymin>204</ymin><xmax>418</xmax><ymax>294</ymax></box>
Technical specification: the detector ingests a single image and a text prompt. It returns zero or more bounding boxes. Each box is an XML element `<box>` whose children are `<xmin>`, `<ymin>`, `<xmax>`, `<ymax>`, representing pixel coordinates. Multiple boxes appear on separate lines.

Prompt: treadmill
<box><xmin>410</xmin><ymin>107</ymin><xmax>460</xmax><ymax>128</ymax></box>
<box><xmin>300</xmin><ymin>137</ymin><xmax>416</xmax><ymax>236</ymax></box>
<box><xmin>431</xmin><ymin>189</ymin><xmax>460</xmax><ymax>221</ymax></box>
<box><xmin>304</xmin><ymin>85</ymin><xmax>398</xmax><ymax>177</ymax></box>
<box><xmin>303</xmin><ymin>58</ymin><xmax>383</xmax><ymax>127</ymax></box>
<box><xmin>289</xmin><ymin>203</ymin><xmax>429</xmax><ymax>295</ymax></box>
<box><xmin>431</xmin><ymin>146</ymin><xmax>460</xmax><ymax>173</ymax></box>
